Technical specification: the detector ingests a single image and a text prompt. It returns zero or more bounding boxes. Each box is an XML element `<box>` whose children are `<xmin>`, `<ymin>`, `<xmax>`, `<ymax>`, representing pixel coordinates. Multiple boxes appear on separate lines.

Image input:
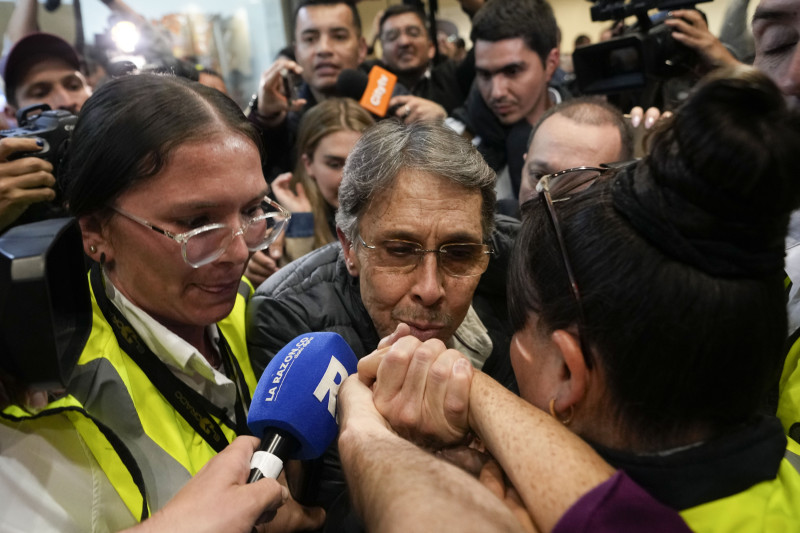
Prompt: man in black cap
<box><xmin>0</xmin><ymin>33</ymin><xmax>88</xmax><ymax>232</ymax></box>
<box><xmin>2</xmin><ymin>32</ymin><xmax>91</xmax><ymax>118</ymax></box>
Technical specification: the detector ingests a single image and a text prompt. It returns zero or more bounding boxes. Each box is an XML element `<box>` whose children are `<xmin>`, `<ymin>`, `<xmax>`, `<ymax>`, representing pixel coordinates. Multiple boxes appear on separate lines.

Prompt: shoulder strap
<box><xmin>90</xmin><ymin>264</ymin><xmax>242</xmax><ymax>452</ymax></box>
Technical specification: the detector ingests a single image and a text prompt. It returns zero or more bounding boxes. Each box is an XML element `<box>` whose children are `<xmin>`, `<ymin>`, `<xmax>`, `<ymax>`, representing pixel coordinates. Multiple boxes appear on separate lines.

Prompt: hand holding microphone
<box><xmin>389</xmin><ymin>95</ymin><xmax>447</xmax><ymax>124</ymax></box>
<box><xmin>247</xmin><ymin>332</ymin><xmax>358</xmax><ymax>483</ymax></box>
<box><xmin>334</xmin><ymin>66</ymin><xmax>445</xmax><ymax>123</ymax></box>
<box><xmin>335</xmin><ymin>65</ymin><xmax>409</xmax><ymax>119</ymax></box>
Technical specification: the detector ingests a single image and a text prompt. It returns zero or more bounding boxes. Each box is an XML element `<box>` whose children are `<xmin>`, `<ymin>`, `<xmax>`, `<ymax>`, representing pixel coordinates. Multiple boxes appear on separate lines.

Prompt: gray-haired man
<box><xmin>246</xmin><ymin>120</ymin><xmax>518</xmax><ymax>522</ymax></box>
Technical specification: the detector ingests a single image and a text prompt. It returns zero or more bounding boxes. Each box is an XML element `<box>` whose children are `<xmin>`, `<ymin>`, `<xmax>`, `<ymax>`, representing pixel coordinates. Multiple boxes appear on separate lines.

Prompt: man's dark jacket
<box><xmin>246</xmin><ymin>215</ymin><xmax>519</xmax><ymax>517</ymax></box>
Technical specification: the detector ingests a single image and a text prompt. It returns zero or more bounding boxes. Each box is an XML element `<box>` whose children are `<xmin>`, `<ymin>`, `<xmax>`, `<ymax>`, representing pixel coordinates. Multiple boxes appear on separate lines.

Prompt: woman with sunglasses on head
<box><xmin>0</xmin><ymin>73</ymin><xmax>327</xmax><ymax>531</ymax></box>
<box><xmin>357</xmin><ymin>66</ymin><xmax>800</xmax><ymax>532</ymax></box>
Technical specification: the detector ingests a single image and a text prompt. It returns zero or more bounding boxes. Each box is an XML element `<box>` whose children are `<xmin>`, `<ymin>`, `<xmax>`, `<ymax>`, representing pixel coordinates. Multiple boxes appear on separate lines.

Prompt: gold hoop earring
<box><xmin>89</xmin><ymin>245</ymin><xmax>97</xmax><ymax>254</ymax></box>
<box><xmin>549</xmin><ymin>398</ymin><xmax>574</xmax><ymax>426</ymax></box>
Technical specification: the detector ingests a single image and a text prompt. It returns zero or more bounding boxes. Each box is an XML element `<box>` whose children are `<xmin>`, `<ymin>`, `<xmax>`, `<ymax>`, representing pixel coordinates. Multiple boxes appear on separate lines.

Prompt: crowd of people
<box><xmin>1</xmin><ymin>0</ymin><xmax>799</xmax><ymax>531</ymax></box>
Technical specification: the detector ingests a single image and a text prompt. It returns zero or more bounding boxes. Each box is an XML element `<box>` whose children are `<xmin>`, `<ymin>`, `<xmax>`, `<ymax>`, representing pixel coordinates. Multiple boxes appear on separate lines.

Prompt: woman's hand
<box><xmin>271</xmin><ymin>173</ymin><xmax>311</xmax><ymax>213</ymax></box>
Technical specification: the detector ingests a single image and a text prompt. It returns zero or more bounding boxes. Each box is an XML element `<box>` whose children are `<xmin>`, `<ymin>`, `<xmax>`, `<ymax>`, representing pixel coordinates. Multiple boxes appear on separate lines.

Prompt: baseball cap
<box><xmin>1</xmin><ymin>33</ymin><xmax>81</xmax><ymax>100</ymax></box>
<box><xmin>435</xmin><ymin>20</ymin><xmax>459</xmax><ymax>39</ymax></box>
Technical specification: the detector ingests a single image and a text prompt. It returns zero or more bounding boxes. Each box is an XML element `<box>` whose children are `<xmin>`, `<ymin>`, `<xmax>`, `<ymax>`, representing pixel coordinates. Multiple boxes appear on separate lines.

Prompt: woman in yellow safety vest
<box><xmin>0</xmin><ymin>73</ymin><xmax>295</xmax><ymax>531</ymax></box>
<box><xmin>506</xmin><ymin>66</ymin><xmax>800</xmax><ymax>532</ymax></box>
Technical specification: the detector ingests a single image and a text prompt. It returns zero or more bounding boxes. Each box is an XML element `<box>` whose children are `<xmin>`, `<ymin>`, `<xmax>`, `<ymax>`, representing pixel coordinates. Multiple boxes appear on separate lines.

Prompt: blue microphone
<box><xmin>247</xmin><ymin>332</ymin><xmax>357</xmax><ymax>482</ymax></box>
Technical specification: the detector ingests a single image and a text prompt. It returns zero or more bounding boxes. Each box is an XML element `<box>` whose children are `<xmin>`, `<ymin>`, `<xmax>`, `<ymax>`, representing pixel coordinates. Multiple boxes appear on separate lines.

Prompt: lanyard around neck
<box><xmin>90</xmin><ymin>265</ymin><xmax>251</xmax><ymax>453</ymax></box>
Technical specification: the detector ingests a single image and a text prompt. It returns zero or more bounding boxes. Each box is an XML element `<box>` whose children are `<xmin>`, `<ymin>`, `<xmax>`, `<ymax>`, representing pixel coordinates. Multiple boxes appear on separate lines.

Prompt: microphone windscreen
<box><xmin>247</xmin><ymin>332</ymin><xmax>358</xmax><ymax>460</ymax></box>
<box><xmin>335</xmin><ymin>69</ymin><xmax>368</xmax><ymax>101</ymax></box>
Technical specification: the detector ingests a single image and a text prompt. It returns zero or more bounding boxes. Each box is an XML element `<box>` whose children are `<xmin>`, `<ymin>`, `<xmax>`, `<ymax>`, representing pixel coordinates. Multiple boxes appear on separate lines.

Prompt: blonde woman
<box><xmin>246</xmin><ymin>98</ymin><xmax>374</xmax><ymax>286</ymax></box>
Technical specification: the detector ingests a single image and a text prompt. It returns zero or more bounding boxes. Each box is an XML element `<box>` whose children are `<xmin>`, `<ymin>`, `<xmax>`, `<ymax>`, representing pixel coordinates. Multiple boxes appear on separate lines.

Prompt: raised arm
<box><xmin>337</xmin><ymin>374</ymin><xmax>528</xmax><ymax>533</ymax></box>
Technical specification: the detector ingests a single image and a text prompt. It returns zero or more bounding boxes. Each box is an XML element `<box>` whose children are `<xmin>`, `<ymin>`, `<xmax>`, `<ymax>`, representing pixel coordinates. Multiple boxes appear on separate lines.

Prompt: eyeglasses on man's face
<box><xmin>111</xmin><ymin>197</ymin><xmax>291</xmax><ymax>268</ymax></box>
<box><xmin>357</xmin><ymin>235</ymin><xmax>493</xmax><ymax>278</ymax></box>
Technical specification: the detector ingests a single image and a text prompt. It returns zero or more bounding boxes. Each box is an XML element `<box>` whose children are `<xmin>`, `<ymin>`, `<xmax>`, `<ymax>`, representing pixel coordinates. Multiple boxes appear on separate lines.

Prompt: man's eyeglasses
<box><xmin>357</xmin><ymin>235</ymin><xmax>493</xmax><ymax>278</ymax></box>
<box><xmin>112</xmin><ymin>197</ymin><xmax>291</xmax><ymax>268</ymax></box>
<box><xmin>535</xmin><ymin>166</ymin><xmax>613</xmax><ymax>367</ymax></box>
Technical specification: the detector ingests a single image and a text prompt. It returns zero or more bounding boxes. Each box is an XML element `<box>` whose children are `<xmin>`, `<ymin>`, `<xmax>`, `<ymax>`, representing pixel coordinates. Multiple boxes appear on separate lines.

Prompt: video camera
<box><xmin>1</xmin><ymin>103</ymin><xmax>77</xmax><ymax>177</ymax></box>
<box><xmin>573</xmin><ymin>0</ymin><xmax>713</xmax><ymax>97</ymax></box>
<box><xmin>0</xmin><ymin>218</ymin><xmax>90</xmax><ymax>389</ymax></box>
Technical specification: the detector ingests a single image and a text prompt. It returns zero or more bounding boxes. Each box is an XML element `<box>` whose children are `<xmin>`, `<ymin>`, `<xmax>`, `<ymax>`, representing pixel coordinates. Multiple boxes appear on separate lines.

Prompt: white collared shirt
<box><xmin>102</xmin><ymin>272</ymin><xmax>242</xmax><ymax>421</ymax></box>
<box><xmin>450</xmin><ymin>305</ymin><xmax>494</xmax><ymax>370</ymax></box>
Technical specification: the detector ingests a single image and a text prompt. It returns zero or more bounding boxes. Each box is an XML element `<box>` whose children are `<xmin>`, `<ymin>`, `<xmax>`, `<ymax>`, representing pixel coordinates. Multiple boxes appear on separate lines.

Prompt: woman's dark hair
<box><xmin>509</xmin><ymin>66</ymin><xmax>800</xmax><ymax>447</ymax></box>
<box><xmin>62</xmin><ymin>73</ymin><xmax>262</xmax><ymax>217</ymax></box>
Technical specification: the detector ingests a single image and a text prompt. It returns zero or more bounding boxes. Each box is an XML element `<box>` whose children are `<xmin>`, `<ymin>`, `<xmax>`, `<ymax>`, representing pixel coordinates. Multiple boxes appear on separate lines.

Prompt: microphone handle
<box><xmin>248</xmin><ymin>428</ymin><xmax>299</xmax><ymax>483</ymax></box>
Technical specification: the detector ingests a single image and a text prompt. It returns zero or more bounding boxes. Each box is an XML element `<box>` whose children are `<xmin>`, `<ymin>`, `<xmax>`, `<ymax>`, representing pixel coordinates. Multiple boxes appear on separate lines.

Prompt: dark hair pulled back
<box><xmin>62</xmin><ymin>73</ymin><xmax>262</xmax><ymax>217</ymax></box>
<box><xmin>509</xmin><ymin>66</ymin><xmax>800</xmax><ymax>445</ymax></box>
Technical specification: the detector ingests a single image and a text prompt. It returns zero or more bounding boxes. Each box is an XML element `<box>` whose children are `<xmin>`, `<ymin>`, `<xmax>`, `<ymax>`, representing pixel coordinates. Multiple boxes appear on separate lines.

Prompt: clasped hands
<box><xmin>343</xmin><ymin>323</ymin><xmax>474</xmax><ymax>449</ymax></box>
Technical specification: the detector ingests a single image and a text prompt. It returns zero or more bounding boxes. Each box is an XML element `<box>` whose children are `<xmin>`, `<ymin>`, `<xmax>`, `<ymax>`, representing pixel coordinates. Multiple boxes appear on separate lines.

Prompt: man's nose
<box><xmin>489</xmin><ymin>75</ymin><xmax>507</xmax><ymax>101</ymax></box>
<box><xmin>316</xmin><ymin>34</ymin><xmax>333</xmax><ymax>55</ymax></box>
<box><xmin>410</xmin><ymin>252</ymin><xmax>446</xmax><ymax>306</ymax></box>
<box><xmin>49</xmin><ymin>85</ymin><xmax>79</xmax><ymax>114</ymax></box>
<box><xmin>780</xmin><ymin>49</ymin><xmax>800</xmax><ymax>100</ymax></box>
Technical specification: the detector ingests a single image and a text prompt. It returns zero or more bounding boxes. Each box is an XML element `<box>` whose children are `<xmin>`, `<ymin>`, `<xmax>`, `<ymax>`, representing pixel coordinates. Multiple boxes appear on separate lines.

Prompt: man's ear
<box><xmin>550</xmin><ymin>329</ymin><xmax>589</xmax><ymax>414</ymax></box>
<box><xmin>543</xmin><ymin>47</ymin><xmax>560</xmax><ymax>83</ymax></box>
<box><xmin>2</xmin><ymin>104</ymin><xmax>17</xmax><ymax>127</ymax></box>
<box><xmin>357</xmin><ymin>36</ymin><xmax>368</xmax><ymax>65</ymax></box>
<box><xmin>78</xmin><ymin>214</ymin><xmax>113</xmax><ymax>265</ymax></box>
<box><xmin>337</xmin><ymin>227</ymin><xmax>360</xmax><ymax>276</ymax></box>
<box><xmin>427</xmin><ymin>40</ymin><xmax>436</xmax><ymax>61</ymax></box>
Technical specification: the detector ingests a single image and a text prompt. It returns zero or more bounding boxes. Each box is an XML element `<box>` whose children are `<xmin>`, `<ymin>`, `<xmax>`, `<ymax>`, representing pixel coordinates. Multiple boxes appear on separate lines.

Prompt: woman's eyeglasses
<box><xmin>111</xmin><ymin>197</ymin><xmax>291</xmax><ymax>268</ymax></box>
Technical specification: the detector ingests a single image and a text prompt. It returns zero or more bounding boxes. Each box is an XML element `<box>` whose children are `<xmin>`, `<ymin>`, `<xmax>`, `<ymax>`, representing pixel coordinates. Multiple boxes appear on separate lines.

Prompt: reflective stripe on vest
<box><xmin>67</xmin><ymin>273</ymin><xmax>258</xmax><ymax>512</ymax></box>
<box><xmin>679</xmin><ymin>438</ymin><xmax>800</xmax><ymax>532</ymax></box>
<box><xmin>779</xmin><ymin>334</ymin><xmax>800</xmax><ymax>443</ymax></box>
<box><xmin>1</xmin><ymin>396</ymin><xmax>150</xmax><ymax>521</ymax></box>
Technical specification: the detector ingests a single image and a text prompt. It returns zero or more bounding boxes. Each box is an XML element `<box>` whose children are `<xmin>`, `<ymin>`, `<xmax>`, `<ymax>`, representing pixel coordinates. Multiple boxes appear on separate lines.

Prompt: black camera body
<box><xmin>0</xmin><ymin>103</ymin><xmax>77</xmax><ymax>176</ymax></box>
<box><xmin>573</xmin><ymin>0</ymin><xmax>713</xmax><ymax>98</ymax></box>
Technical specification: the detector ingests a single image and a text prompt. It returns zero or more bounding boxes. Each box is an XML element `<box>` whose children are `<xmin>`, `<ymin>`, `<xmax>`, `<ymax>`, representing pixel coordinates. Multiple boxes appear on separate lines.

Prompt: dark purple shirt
<box><xmin>553</xmin><ymin>471</ymin><xmax>692</xmax><ymax>533</ymax></box>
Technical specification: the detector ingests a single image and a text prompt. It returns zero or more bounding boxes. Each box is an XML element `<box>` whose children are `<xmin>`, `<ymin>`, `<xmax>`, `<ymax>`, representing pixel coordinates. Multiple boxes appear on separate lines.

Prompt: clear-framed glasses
<box><xmin>111</xmin><ymin>197</ymin><xmax>291</xmax><ymax>268</ymax></box>
<box><xmin>357</xmin><ymin>235</ymin><xmax>494</xmax><ymax>278</ymax></box>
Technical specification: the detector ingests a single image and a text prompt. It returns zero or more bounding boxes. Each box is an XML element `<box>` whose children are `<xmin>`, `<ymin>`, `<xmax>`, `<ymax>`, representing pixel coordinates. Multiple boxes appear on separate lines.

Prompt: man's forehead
<box><xmin>475</xmin><ymin>38</ymin><xmax>535</xmax><ymax>67</ymax></box>
<box><xmin>382</xmin><ymin>12</ymin><xmax>426</xmax><ymax>32</ymax></box>
<box><xmin>364</xmin><ymin>171</ymin><xmax>483</xmax><ymax>227</ymax></box>
<box><xmin>753</xmin><ymin>0</ymin><xmax>800</xmax><ymax>25</ymax></box>
<box><xmin>528</xmin><ymin>115</ymin><xmax>623</xmax><ymax>167</ymax></box>
<box><xmin>18</xmin><ymin>57</ymin><xmax>82</xmax><ymax>87</ymax></box>
<box><xmin>296</xmin><ymin>3</ymin><xmax>357</xmax><ymax>33</ymax></box>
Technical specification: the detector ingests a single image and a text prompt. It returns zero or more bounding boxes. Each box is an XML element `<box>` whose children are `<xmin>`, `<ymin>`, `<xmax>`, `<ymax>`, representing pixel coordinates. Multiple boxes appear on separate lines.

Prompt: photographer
<box><xmin>1</xmin><ymin>33</ymin><xmax>88</xmax><ymax>232</ymax></box>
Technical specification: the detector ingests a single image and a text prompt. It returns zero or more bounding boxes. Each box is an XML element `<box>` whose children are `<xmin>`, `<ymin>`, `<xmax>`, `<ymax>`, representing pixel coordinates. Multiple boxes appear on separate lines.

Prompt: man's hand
<box><xmin>665</xmin><ymin>9</ymin><xmax>740</xmax><ymax>71</ymax></box>
<box><xmin>255</xmin><ymin>471</ymin><xmax>326</xmax><ymax>533</ymax></box>
<box><xmin>127</xmin><ymin>436</ymin><xmax>288</xmax><ymax>533</ymax></box>
<box><xmin>479</xmin><ymin>460</ymin><xmax>538</xmax><ymax>533</ymax></box>
<box><xmin>271</xmin><ymin>172</ymin><xmax>311</xmax><ymax>213</ymax></box>
<box><xmin>390</xmin><ymin>95</ymin><xmax>447</xmax><ymax>124</ymax></box>
<box><xmin>0</xmin><ymin>137</ymin><xmax>56</xmax><ymax>232</ymax></box>
<box><xmin>256</xmin><ymin>59</ymin><xmax>307</xmax><ymax>127</ymax></box>
<box><xmin>358</xmin><ymin>331</ymin><xmax>473</xmax><ymax>447</ymax></box>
